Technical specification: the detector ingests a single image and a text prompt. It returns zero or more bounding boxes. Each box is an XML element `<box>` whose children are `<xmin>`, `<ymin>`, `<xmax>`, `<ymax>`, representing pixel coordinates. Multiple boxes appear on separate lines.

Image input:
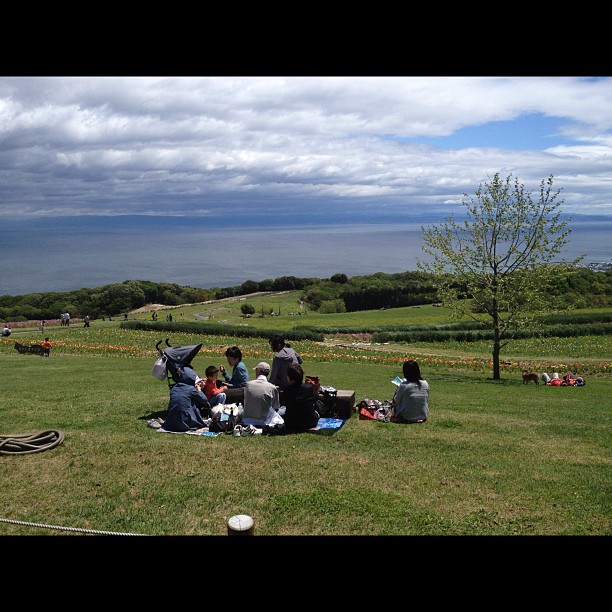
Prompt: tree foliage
<box><xmin>330</xmin><ymin>273</ymin><xmax>348</xmax><ymax>284</ymax></box>
<box><xmin>297</xmin><ymin>271</ymin><xmax>438</xmax><ymax>312</ymax></box>
<box><xmin>241</xmin><ymin>303</ymin><xmax>256</xmax><ymax>316</ymax></box>
<box><xmin>0</xmin><ymin>280</ymin><xmax>216</xmax><ymax>321</ymax></box>
<box><xmin>318</xmin><ymin>299</ymin><xmax>347</xmax><ymax>314</ymax></box>
<box><xmin>417</xmin><ymin>173</ymin><xmax>583</xmax><ymax>380</ymax></box>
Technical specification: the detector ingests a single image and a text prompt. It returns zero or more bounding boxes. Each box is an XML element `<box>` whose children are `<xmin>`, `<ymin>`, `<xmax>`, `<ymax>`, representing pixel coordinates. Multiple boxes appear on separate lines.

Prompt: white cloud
<box><xmin>0</xmin><ymin>76</ymin><xmax>610</xmax><ymax>218</ymax></box>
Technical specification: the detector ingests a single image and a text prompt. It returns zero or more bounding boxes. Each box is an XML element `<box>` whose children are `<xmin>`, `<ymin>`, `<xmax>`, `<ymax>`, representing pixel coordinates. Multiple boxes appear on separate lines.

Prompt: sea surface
<box><xmin>1</xmin><ymin>215</ymin><xmax>611</xmax><ymax>296</ymax></box>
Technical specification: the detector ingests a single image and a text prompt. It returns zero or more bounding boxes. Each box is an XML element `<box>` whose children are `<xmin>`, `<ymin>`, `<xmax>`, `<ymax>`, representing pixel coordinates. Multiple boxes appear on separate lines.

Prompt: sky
<box><xmin>0</xmin><ymin>76</ymin><xmax>611</xmax><ymax>221</ymax></box>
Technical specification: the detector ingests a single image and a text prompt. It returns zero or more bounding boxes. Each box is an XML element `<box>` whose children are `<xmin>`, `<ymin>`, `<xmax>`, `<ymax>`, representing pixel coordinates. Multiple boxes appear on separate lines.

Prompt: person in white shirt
<box><xmin>242</xmin><ymin>362</ymin><xmax>283</xmax><ymax>428</ymax></box>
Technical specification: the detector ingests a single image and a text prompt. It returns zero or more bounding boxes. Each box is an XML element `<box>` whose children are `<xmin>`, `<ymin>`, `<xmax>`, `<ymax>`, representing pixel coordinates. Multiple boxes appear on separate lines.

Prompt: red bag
<box><xmin>358</xmin><ymin>398</ymin><xmax>393</xmax><ymax>421</ymax></box>
<box><xmin>359</xmin><ymin>406</ymin><xmax>377</xmax><ymax>420</ymax></box>
<box><xmin>357</xmin><ymin>399</ymin><xmax>379</xmax><ymax>420</ymax></box>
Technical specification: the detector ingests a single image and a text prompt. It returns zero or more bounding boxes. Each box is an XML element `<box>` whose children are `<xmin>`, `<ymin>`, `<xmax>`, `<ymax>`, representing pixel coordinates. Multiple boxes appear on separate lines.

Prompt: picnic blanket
<box><xmin>155</xmin><ymin>417</ymin><xmax>346</xmax><ymax>437</ymax></box>
<box><xmin>157</xmin><ymin>428</ymin><xmax>222</xmax><ymax>437</ymax></box>
<box><xmin>306</xmin><ymin>417</ymin><xmax>346</xmax><ymax>435</ymax></box>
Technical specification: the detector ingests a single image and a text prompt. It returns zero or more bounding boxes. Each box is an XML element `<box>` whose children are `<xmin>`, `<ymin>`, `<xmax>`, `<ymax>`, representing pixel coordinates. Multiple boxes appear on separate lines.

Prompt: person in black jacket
<box><xmin>281</xmin><ymin>364</ymin><xmax>320</xmax><ymax>433</ymax></box>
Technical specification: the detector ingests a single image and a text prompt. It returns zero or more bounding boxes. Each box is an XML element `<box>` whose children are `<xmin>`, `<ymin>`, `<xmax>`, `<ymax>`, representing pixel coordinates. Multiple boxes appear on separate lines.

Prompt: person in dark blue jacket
<box><xmin>174</xmin><ymin>365</ymin><xmax>199</xmax><ymax>385</ymax></box>
<box><xmin>163</xmin><ymin>380</ymin><xmax>211</xmax><ymax>432</ymax></box>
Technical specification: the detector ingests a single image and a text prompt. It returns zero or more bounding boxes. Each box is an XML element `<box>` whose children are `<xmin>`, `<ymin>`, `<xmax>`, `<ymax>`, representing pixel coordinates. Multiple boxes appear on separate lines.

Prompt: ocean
<box><xmin>1</xmin><ymin>215</ymin><xmax>611</xmax><ymax>296</ymax></box>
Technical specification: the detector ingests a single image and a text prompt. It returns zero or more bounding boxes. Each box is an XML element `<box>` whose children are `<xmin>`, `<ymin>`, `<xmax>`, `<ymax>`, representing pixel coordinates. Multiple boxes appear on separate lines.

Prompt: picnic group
<box><xmin>541</xmin><ymin>372</ymin><xmax>586</xmax><ymax>387</ymax></box>
<box><xmin>149</xmin><ymin>334</ymin><xmax>430</xmax><ymax>436</ymax></box>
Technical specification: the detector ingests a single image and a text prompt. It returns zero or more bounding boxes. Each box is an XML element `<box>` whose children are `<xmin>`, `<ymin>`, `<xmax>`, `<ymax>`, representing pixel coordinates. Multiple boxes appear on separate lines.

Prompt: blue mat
<box><xmin>157</xmin><ymin>428</ymin><xmax>221</xmax><ymax>437</ymax></box>
<box><xmin>307</xmin><ymin>418</ymin><xmax>346</xmax><ymax>435</ymax></box>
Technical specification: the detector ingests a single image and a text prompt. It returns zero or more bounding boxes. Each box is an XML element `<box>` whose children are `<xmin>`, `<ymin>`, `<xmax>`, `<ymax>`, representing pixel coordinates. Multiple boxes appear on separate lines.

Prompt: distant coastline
<box><xmin>583</xmin><ymin>261</ymin><xmax>612</xmax><ymax>272</ymax></box>
<box><xmin>2</xmin><ymin>210</ymin><xmax>611</xmax><ymax>228</ymax></box>
<box><xmin>3</xmin><ymin>214</ymin><xmax>611</xmax><ymax>296</ymax></box>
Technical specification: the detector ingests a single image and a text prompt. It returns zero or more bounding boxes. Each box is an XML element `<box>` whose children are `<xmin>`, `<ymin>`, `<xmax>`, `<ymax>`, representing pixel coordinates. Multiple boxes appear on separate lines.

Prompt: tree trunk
<box><xmin>492</xmin><ymin>334</ymin><xmax>501</xmax><ymax>380</ymax></box>
<box><xmin>490</xmin><ymin>275</ymin><xmax>502</xmax><ymax>380</ymax></box>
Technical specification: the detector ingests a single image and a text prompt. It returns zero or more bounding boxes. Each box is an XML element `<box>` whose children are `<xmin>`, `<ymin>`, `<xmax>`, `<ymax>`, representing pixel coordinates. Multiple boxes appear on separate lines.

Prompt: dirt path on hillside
<box><xmin>130</xmin><ymin>304</ymin><xmax>180</xmax><ymax>313</ymax></box>
<box><xmin>131</xmin><ymin>291</ymin><xmax>293</xmax><ymax>314</ymax></box>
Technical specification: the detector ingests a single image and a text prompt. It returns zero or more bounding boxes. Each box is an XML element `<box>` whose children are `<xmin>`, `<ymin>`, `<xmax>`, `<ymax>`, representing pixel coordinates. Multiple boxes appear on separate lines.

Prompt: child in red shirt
<box><xmin>200</xmin><ymin>366</ymin><xmax>227</xmax><ymax>408</ymax></box>
<box><xmin>42</xmin><ymin>337</ymin><xmax>52</xmax><ymax>357</ymax></box>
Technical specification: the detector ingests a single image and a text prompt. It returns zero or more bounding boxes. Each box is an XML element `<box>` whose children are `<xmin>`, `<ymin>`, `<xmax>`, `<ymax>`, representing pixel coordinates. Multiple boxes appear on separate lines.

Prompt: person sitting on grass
<box><xmin>219</xmin><ymin>345</ymin><xmax>249</xmax><ymax>388</ymax></box>
<box><xmin>389</xmin><ymin>359</ymin><xmax>429</xmax><ymax>424</ymax></box>
<box><xmin>202</xmin><ymin>366</ymin><xmax>227</xmax><ymax>407</ymax></box>
<box><xmin>281</xmin><ymin>364</ymin><xmax>320</xmax><ymax>433</ymax></box>
<box><xmin>163</xmin><ymin>380</ymin><xmax>211</xmax><ymax>432</ymax></box>
<box><xmin>243</xmin><ymin>362</ymin><xmax>283</xmax><ymax>430</ymax></box>
<box><xmin>174</xmin><ymin>365</ymin><xmax>199</xmax><ymax>385</ymax></box>
<box><xmin>268</xmin><ymin>334</ymin><xmax>302</xmax><ymax>389</ymax></box>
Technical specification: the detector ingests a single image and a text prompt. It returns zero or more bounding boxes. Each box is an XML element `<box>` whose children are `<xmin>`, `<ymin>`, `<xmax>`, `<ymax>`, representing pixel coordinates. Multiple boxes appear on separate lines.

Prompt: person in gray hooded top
<box><xmin>268</xmin><ymin>334</ymin><xmax>302</xmax><ymax>389</ymax></box>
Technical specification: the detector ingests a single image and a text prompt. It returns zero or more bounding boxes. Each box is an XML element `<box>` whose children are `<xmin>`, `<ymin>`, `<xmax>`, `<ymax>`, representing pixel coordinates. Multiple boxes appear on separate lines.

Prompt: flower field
<box><xmin>2</xmin><ymin>325</ymin><xmax>610</xmax><ymax>376</ymax></box>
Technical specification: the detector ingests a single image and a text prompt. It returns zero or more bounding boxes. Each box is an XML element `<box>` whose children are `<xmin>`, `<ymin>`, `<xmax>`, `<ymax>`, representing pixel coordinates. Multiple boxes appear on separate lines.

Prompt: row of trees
<box><xmin>0</xmin><ymin>280</ymin><xmax>215</xmax><ymax>323</ymax></box>
<box><xmin>298</xmin><ymin>271</ymin><xmax>439</xmax><ymax>312</ymax></box>
<box><xmin>0</xmin><ymin>271</ymin><xmax>437</xmax><ymax>321</ymax></box>
<box><xmin>2</xmin><ymin>261</ymin><xmax>610</xmax><ymax>325</ymax></box>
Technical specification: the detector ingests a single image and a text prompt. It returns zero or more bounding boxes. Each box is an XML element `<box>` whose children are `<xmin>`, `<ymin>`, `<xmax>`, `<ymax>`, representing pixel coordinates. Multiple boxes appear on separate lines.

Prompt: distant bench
<box><xmin>224</xmin><ymin>386</ymin><xmax>355</xmax><ymax>420</ymax></box>
<box><xmin>14</xmin><ymin>341</ymin><xmax>45</xmax><ymax>355</ymax></box>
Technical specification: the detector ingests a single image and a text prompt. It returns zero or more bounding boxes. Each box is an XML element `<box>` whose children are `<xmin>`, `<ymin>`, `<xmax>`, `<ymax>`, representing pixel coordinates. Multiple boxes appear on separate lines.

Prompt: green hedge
<box><xmin>373</xmin><ymin>323</ymin><xmax>611</xmax><ymax>343</ymax></box>
<box><xmin>121</xmin><ymin>320</ymin><xmax>325</xmax><ymax>342</ymax></box>
<box><xmin>308</xmin><ymin>321</ymin><xmax>491</xmax><ymax>335</ymax></box>
<box><xmin>535</xmin><ymin>312</ymin><xmax>612</xmax><ymax>325</ymax></box>
<box><xmin>122</xmin><ymin>318</ymin><xmax>609</xmax><ymax>345</ymax></box>
<box><xmin>312</xmin><ymin>312</ymin><xmax>612</xmax><ymax>336</ymax></box>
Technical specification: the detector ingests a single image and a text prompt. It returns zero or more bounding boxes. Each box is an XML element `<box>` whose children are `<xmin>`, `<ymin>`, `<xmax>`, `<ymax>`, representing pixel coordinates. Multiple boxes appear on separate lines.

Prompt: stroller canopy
<box><xmin>156</xmin><ymin>340</ymin><xmax>202</xmax><ymax>387</ymax></box>
<box><xmin>163</xmin><ymin>344</ymin><xmax>202</xmax><ymax>367</ymax></box>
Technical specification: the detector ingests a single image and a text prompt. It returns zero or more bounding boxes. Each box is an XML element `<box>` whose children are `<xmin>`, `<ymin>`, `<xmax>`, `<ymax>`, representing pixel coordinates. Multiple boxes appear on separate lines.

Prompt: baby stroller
<box><xmin>153</xmin><ymin>338</ymin><xmax>203</xmax><ymax>391</ymax></box>
<box><xmin>149</xmin><ymin>338</ymin><xmax>211</xmax><ymax>431</ymax></box>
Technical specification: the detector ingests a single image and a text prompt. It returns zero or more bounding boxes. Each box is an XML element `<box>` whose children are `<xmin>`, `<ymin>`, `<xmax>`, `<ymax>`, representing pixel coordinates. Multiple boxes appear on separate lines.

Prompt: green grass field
<box><xmin>1</xmin><ymin>297</ymin><xmax>610</xmax><ymax>536</ymax></box>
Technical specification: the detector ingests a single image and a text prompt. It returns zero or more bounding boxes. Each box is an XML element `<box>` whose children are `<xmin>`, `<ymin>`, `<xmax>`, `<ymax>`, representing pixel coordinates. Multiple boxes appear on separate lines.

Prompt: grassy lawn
<box><xmin>127</xmin><ymin>292</ymin><xmax>467</xmax><ymax>328</ymax></box>
<box><xmin>1</xmin><ymin>303</ymin><xmax>610</xmax><ymax>536</ymax></box>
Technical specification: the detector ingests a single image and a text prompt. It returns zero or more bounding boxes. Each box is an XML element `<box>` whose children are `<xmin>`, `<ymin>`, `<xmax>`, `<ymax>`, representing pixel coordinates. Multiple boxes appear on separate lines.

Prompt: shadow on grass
<box><xmin>138</xmin><ymin>409</ymin><xmax>167</xmax><ymax>421</ymax></box>
<box><xmin>432</xmin><ymin>372</ymin><xmax>518</xmax><ymax>385</ymax></box>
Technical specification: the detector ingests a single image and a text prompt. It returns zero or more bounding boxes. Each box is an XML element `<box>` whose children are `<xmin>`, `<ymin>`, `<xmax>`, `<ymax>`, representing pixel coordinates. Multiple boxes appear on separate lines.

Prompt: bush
<box><xmin>241</xmin><ymin>303</ymin><xmax>256</xmax><ymax>316</ymax></box>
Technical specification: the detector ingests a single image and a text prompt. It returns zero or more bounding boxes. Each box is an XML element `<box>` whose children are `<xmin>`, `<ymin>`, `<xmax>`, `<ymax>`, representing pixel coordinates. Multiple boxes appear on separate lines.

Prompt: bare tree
<box><xmin>417</xmin><ymin>173</ymin><xmax>583</xmax><ymax>380</ymax></box>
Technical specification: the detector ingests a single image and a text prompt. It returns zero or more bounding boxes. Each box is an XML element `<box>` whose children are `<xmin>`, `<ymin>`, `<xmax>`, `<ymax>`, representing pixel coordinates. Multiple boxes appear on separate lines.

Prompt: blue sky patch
<box><xmin>395</xmin><ymin>114</ymin><xmax>572</xmax><ymax>151</ymax></box>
